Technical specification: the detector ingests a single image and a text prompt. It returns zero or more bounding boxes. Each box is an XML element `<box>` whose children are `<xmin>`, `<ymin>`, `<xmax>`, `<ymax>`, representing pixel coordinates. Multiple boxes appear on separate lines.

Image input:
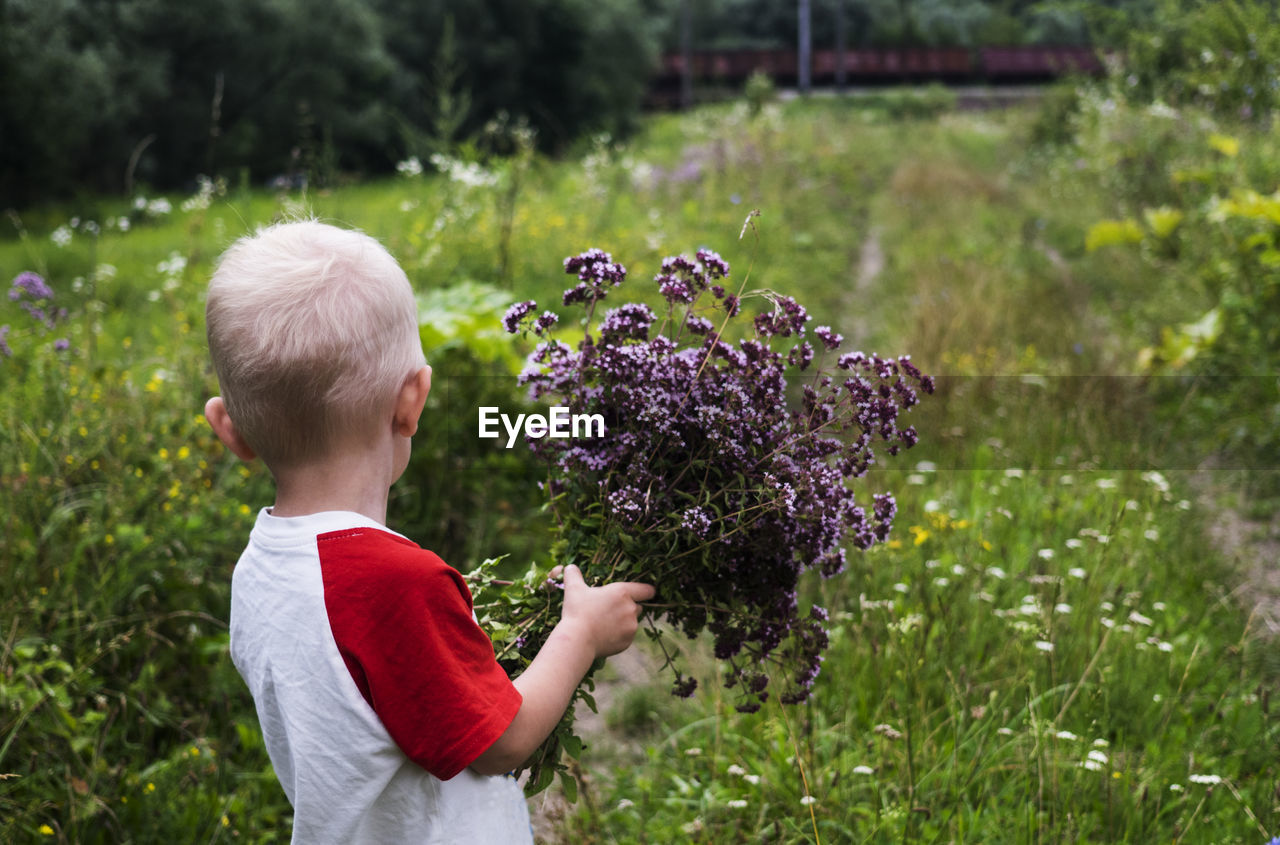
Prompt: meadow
<box><xmin>1</xmin><ymin>87</ymin><xmax>1277</xmax><ymax>842</ymax></box>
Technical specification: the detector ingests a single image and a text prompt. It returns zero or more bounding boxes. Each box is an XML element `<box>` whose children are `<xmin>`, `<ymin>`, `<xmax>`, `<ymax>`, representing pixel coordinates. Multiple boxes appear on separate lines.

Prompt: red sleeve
<box><xmin>317</xmin><ymin>528</ymin><xmax>522</xmax><ymax>780</ymax></box>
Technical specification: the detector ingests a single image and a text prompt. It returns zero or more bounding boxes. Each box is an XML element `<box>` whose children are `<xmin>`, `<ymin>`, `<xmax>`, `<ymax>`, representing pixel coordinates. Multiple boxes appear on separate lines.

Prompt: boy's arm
<box><xmin>469</xmin><ymin>564</ymin><xmax>653</xmax><ymax>775</ymax></box>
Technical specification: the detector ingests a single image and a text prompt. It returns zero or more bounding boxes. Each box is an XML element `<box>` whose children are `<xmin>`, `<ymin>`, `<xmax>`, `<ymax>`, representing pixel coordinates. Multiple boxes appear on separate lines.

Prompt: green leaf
<box><xmin>558</xmin><ymin>769</ymin><xmax>579</xmax><ymax>804</ymax></box>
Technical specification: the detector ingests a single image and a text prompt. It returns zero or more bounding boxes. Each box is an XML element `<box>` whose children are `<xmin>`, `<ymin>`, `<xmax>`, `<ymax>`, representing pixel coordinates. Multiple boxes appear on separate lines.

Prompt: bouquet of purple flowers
<box><xmin>469</xmin><ymin>244</ymin><xmax>931</xmax><ymax>793</ymax></box>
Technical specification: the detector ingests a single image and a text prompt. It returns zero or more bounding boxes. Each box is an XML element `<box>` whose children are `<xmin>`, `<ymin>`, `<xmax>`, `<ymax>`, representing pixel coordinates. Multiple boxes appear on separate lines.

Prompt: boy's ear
<box><xmin>393</xmin><ymin>365</ymin><xmax>432</xmax><ymax>438</ymax></box>
<box><xmin>204</xmin><ymin>397</ymin><xmax>258</xmax><ymax>462</ymax></box>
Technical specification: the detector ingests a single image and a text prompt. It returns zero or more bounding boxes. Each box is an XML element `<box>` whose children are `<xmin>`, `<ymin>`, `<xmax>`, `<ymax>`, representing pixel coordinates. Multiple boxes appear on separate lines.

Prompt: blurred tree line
<box><xmin>0</xmin><ymin>0</ymin><xmax>666</xmax><ymax>205</ymax></box>
<box><xmin>1</xmin><ymin>0</ymin><xmax>1168</xmax><ymax>205</ymax></box>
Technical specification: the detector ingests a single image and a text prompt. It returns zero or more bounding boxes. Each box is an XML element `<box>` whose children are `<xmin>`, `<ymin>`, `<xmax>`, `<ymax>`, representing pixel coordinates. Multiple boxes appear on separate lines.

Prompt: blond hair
<box><xmin>206</xmin><ymin>220</ymin><xmax>425</xmax><ymax>468</ymax></box>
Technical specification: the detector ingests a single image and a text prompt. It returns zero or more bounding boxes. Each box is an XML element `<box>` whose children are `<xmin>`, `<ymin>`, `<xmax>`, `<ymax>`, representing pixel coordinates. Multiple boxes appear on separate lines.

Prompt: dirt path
<box><xmin>1193</xmin><ymin>472</ymin><xmax>1280</xmax><ymax>642</ymax></box>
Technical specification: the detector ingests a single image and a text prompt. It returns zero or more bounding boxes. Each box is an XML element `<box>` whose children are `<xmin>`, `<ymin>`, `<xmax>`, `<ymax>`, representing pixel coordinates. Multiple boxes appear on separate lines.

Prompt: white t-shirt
<box><xmin>229</xmin><ymin>509</ymin><xmax>533</xmax><ymax>844</ymax></box>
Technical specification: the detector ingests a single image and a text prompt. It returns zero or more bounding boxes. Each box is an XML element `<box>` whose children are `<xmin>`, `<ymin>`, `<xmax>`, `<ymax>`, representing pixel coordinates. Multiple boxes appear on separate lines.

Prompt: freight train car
<box><xmin>649</xmin><ymin>44</ymin><xmax>1103</xmax><ymax>105</ymax></box>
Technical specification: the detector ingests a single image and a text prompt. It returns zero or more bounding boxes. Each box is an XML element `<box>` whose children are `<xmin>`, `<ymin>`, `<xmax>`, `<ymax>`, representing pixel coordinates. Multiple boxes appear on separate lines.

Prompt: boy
<box><xmin>204</xmin><ymin>220</ymin><xmax>653</xmax><ymax>843</ymax></box>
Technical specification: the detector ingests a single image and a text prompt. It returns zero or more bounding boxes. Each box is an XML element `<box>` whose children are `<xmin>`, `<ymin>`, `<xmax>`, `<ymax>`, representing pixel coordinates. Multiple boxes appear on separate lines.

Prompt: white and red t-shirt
<box><xmin>229</xmin><ymin>509</ymin><xmax>531</xmax><ymax>844</ymax></box>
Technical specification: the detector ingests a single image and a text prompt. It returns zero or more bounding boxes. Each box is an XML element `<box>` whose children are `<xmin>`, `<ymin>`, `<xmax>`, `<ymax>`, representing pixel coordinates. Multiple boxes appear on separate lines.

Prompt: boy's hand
<box><xmin>559</xmin><ymin>564</ymin><xmax>655</xmax><ymax>659</ymax></box>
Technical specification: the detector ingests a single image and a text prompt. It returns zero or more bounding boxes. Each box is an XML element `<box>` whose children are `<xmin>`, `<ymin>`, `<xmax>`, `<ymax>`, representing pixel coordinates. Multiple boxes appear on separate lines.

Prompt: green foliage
<box><xmin>2</xmin><ymin>73</ymin><xmax>1278</xmax><ymax>840</ymax></box>
<box><xmin>743</xmin><ymin>70</ymin><xmax>777</xmax><ymax>119</ymax></box>
<box><xmin>0</xmin><ymin>0</ymin><xmax>661</xmax><ymax>204</ymax></box>
<box><xmin>1119</xmin><ymin>0</ymin><xmax>1280</xmax><ymax>120</ymax></box>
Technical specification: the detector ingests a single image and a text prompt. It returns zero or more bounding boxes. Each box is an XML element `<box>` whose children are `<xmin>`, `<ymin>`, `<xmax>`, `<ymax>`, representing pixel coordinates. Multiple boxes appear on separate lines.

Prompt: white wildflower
<box><xmin>51</xmin><ymin>226</ymin><xmax>72</xmax><ymax>247</ymax></box>
<box><xmin>1125</xmin><ymin>499</ymin><xmax>1140</xmax><ymax>511</ymax></box>
<box><xmin>1128</xmin><ymin>611</ymin><xmax>1153</xmax><ymax>626</ymax></box>
<box><xmin>1035</xmin><ymin>641</ymin><xmax>1055</xmax><ymax>653</ymax></box>
<box><xmin>396</xmin><ymin>156</ymin><xmax>424</xmax><ymax>177</ymax></box>
<box><xmin>1068</xmin><ymin>567</ymin><xmax>1087</xmax><ymax>579</ymax></box>
<box><xmin>1037</xmin><ymin>548</ymin><xmax>1055</xmax><ymax>560</ymax></box>
<box><xmin>616</xmin><ymin>798</ymin><xmax>635</xmax><ymax>810</ymax></box>
<box><xmin>1096</xmin><ymin>478</ymin><xmax>1117</xmax><ymax>490</ymax></box>
<box><xmin>1055</xmin><ymin>730</ymin><xmax>1078</xmax><ymax>741</ymax></box>
<box><xmin>1188</xmin><ymin>774</ymin><xmax>1221</xmax><ymax>785</ymax></box>
<box><xmin>1144</xmin><ymin>529</ymin><xmax>1159</xmax><ymax>541</ymax></box>
<box><xmin>852</xmin><ymin>766</ymin><xmax>874</xmax><ymax>775</ymax></box>
<box><xmin>726</xmin><ymin>799</ymin><xmax>748</xmax><ymax>809</ymax></box>
<box><xmin>1055</xmin><ymin>603</ymin><xmax>1072</xmax><ymax>614</ymax></box>
<box><xmin>727</xmin><ymin>764</ymin><xmax>746</xmax><ymax>777</ymax></box>
<box><xmin>800</xmin><ymin>795</ymin><xmax>817</xmax><ymax>806</ymax></box>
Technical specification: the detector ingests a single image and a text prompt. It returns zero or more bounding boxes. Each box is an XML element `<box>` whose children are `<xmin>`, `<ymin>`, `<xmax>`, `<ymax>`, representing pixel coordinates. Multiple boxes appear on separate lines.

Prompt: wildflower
<box><xmin>852</xmin><ymin>765</ymin><xmax>874</xmax><ymax>775</ymax></box>
<box><xmin>1087</xmin><ymin>749</ymin><xmax>1108</xmax><ymax>765</ymax></box>
<box><xmin>685</xmin><ymin>747</ymin><xmax>702</xmax><ymax>757</ymax></box>
<box><xmin>39</xmin><ymin>825</ymin><xmax>54</xmax><ymax>836</ymax></box>
<box><xmin>986</xmin><ymin>566</ymin><xmax>1007</xmax><ymax>579</ymax></box>
<box><xmin>1143</xmin><ymin>529</ymin><xmax>1159</xmax><ymax>541</ymax></box>
<box><xmin>1188</xmin><ymin>774</ymin><xmax>1221</xmax><ymax>786</ymax></box>
<box><xmin>616</xmin><ymin>798</ymin><xmax>635</xmax><ymax>810</ymax></box>
<box><xmin>1055</xmin><ymin>730</ymin><xmax>1078</xmax><ymax>741</ymax></box>
<box><xmin>742</xmin><ymin>773</ymin><xmax>760</xmax><ymax>785</ymax></box>
<box><xmin>1035</xmin><ymin>641</ymin><xmax>1055</xmax><ymax>653</ymax></box>
<box><xmin>800</xmin><ymin>795</ymin><xmax>817</xmax><ymax>806</ymax></box>
<box><xmin>813</xmin><ymin>325</ymin><xmax>842</xmax><ymax>350</ymax></box>
<box><xmin>1054</xmin><ymin>603</ymin><xmax>1072</xmax><ymax>614</ymax></box>
<box><xmin>502</xmin><ymin>301</ymin><xmax>537</xmax><ymax>334</ymax></box>
<box><xmin>727</xmin><ymin>764</ymin><xmax>746</xmax><ymax>776</ymax></box>
<box><xmin>1037</xmin><ymin>548</ymin><xmax>1055</xmax><ymax>560</ymax></box>
<box><xmin>873</xmin><ymin>723</ymin><xmax>903</xmax><ymax>740</ymax></box>
<box><xmin>1128</xmin><ymin>611</ymin><xmax>1153</xmax><ymax>626</ymax></box>
<box><xmin>1168</xmin><ymin>783</ymin><xmax>1183</xmax><ymax>792</ymax></box>
<box><xmin>726</xmin><ymin>798</ymin><xmax>748</xmax><ymax>809</ymax></box>
<box><xmin>0</xmin><ymin>325</ymin><xmax>10</xmax><ymax>358</ymax></box>
<box><xmin>396</xmin><ymin>156</ymin><xmax>424</xmax><ymax>177</ymax></box>
<box><xmin>1065</xmin><ymin>538</ymin><xmax>1083</xmax><ymax>549</ymax></box>
<box><xmin>1095</xmin><ymin>478</ymin><xmax>1117</xmax><ymax>490</ymax></box>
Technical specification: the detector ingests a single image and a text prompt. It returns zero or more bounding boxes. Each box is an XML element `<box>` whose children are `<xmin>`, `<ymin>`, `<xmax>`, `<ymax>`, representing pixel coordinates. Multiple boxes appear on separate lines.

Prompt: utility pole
<box><xmin>798</xmin><ymin>0</ymin><xmax>811</xmax><ymax>95</ymax></box>
<box><xmin>680</xmin><ymin>0</ymin><xmax>693</xmax><ymax>109</ymax></box>
<box><xmin>835</xmin><ymin>0</ymin><xmax>846</xmax><ymax>93</ymax></box>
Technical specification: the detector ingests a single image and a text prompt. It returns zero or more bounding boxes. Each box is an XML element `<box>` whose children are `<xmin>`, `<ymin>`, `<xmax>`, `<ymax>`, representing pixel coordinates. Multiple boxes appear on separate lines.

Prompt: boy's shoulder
<box><xmin>314</xmin><ymin>524</ymin><xmax>471</xmax><ymax>606</ymax></box>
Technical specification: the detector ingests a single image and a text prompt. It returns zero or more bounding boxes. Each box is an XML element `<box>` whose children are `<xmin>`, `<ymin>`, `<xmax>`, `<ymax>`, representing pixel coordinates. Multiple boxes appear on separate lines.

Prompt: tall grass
<box><xmin>0</xmin><ymin>96</ymin><xmax>1275</xmax><ymax>842</ymax></box>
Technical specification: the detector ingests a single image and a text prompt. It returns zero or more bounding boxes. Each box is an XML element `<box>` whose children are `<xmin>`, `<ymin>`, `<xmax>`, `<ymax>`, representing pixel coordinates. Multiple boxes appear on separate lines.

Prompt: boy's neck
<box><xmin>268</xmin><ymin>448</ymin><xmax>397</xmax><ymax>526</ymax></box>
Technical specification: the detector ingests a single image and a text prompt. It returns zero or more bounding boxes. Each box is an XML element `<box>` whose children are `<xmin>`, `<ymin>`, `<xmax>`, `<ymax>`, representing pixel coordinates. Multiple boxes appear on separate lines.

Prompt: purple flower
<box><xmin>10</xmin><ymin>272</ymin><xmax>52</xmax><ymax>302</ymax></box>
<box><xmin>54</xmin><ymin>338</ymin><xmax>70</xmax><ymax>351</ymax></box>
<box><xmin>502</xmin><ymin>300</ymin><xmax>537</xmax><ymax>334</ymax></box>
<box><xmin>814</xmin><ymin>325</ymin><xmax>842</xmax><ymax>350</ymax></box>
<box><xmin>534</xmin><ymin>311</ymin><xmax>559</xmax><ymax>335</ymax></box>
<box><xmin>656</xmin><ymin>273</ymin><xmax>695</xmax><ymax>304</ymax></box>
<box><xmin>686</xmin><ymin>314</ymin><xmax>715</xmax><ymax>336</ymax></box>
<box><xmin>499</xmin><ymin>245</ymin><xmax>930</xmax><ymax>716</ymax></box>
<box><xmin>0</xmin><ymin>325</ymin><xmax>10</xmax><ymax>358</ymax></box>
<box><xmin>696</xmin><ymin>248</ymin><xmax>730</xmax><ymax>280</ymax></box>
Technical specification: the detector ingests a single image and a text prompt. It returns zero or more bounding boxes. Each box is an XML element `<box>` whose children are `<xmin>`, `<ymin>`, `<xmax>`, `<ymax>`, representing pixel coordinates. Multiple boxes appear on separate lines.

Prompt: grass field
<box><xmin>1</xmin><ymin>93</ymin><xmax>1277</xmax><ymax>842</ymax></box>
